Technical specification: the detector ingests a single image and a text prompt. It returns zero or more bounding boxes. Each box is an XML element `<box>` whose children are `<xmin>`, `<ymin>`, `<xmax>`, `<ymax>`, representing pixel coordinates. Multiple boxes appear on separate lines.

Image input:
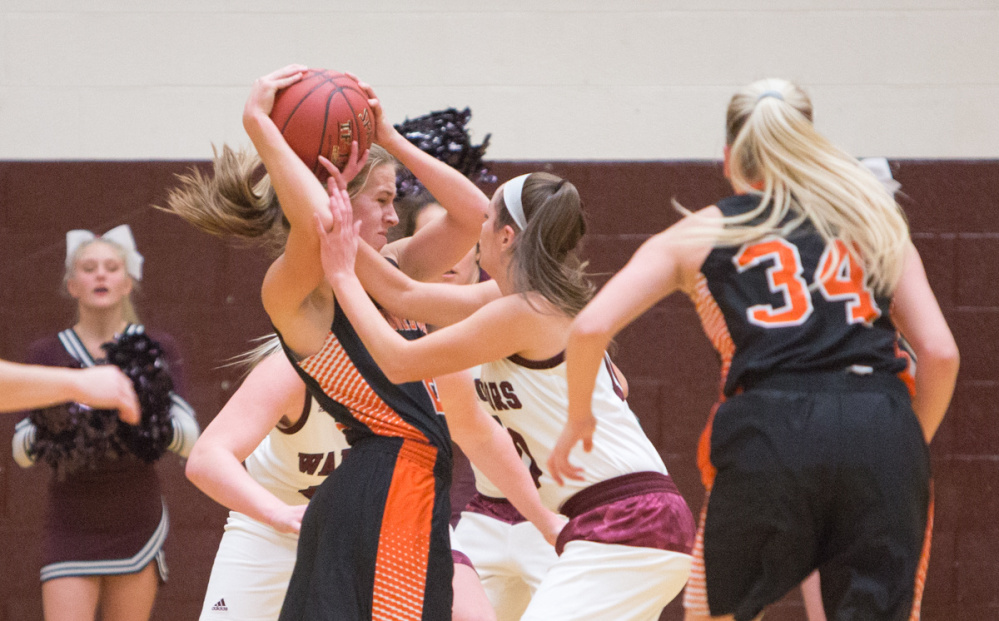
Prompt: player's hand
<box><xmin>547</xmin><ymin>413</ymin><xmax>596</xmax><ymax>486</ymax></box>
<box><xmin>243</xmin><ymin>64</ymin><xmax>307</xmax><ymax>127</ymax></box>
<box><xmin>268</xmin><ymin>503</ymin><xmax>308</xmax><ymax>534</ymax></box>
<box><xmin>315</xmin><ymin>167</ymin><xmax>361</xmax><ymax>283</ymax></box>
<box><xmin>538</xmin><ymin>510</ymin><xmax>568</xmax><ymax>548</ymax></box>
<box><xmin>318</xmin><ymin>146</ymin><xmax>369</xmax><ymax>189</ymax></box>
<box><xmin>348</xmin><ymin>75</ymin><xmax>400</xmax><ymax>147</ymax></box>
<box><xmin>72</xmin><ymin>366</ymin><xmax>141</xmax><ymax>425</ymax></box>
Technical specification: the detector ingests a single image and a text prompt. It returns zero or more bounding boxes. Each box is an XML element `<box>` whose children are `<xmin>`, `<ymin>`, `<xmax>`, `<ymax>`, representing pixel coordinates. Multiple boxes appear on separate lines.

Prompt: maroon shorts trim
<box><xmin>462</xmin><ymin>492</ymin><xmax>527</xmax><ymax>525</ymax></box>
<box><xmin>555</xmin><ymin>471</ymin><xmax>695</xmax><ymax>556</ymax></box>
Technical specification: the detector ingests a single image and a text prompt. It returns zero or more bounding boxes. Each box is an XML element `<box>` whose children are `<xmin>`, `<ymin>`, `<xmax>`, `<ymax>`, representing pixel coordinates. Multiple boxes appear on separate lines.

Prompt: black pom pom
<box><xmin>103</xmin><ymin>332</ymin><xmax>175</xmax><ymax>464</ymax></box>
<box><xmin>29</xmin><ymin>331</ymin><xmax>176</xmax><ymax>479</ymax></box>
<box><xmin>393</xmin><ymin>108</ymin><xmax>496</xmax><ymax>197</ymax></box>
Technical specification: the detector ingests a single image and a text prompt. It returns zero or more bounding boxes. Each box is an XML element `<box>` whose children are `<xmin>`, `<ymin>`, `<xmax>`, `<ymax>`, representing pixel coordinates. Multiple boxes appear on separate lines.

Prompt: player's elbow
<box><xmin>184</xmin><ymin>440</ymin><xmax>210</xmax><ymax>488</ymax></box>
<box><xmin>570</xmin><ymin>308</ymin><xmax>614</xmax><ymax>347</ymax></box>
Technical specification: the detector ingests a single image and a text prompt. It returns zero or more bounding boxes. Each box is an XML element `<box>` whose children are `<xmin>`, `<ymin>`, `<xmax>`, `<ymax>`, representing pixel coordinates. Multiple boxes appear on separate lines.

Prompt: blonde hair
<box><xmin>162</xmin><ymin>144</ymin><xmax>396</xmax><ymax>256</ymax></box>
<box><xmin>64</xmin><ymin>238</ymin><xmax>140</xmax><ymax>323</ymax></box>
<box><xmin>684</xmin><ymin>78</ymin><xmax>909</xmax><ymax>295</ymax></box>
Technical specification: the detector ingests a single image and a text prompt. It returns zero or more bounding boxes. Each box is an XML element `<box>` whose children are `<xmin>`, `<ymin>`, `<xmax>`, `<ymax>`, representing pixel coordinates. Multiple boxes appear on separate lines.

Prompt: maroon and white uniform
<box><xmin>11</xmin><ymin>325</ymin><xmax>199</xmax><ymax>583</ymax></box>
<box><xmin>200</xmin><ymin>396</ymin><xmax>350</xmax><ymax>620</ymax></box>
<box><xmin>477</xmin><ymin>353</ymin><xmax>696</xmax><ymax>621</ymax></box>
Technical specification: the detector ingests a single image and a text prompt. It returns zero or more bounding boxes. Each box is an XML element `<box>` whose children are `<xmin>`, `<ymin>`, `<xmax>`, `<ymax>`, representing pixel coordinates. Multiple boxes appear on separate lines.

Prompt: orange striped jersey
<box><xmin>695</xmin><ymin>193</ymin><xmax>908</xmax><ymax>397</ymax></box>
<box><xmin>278</xmin><ymin>298</ymin><xmax>451</xmax><ymax>454</ymax></box>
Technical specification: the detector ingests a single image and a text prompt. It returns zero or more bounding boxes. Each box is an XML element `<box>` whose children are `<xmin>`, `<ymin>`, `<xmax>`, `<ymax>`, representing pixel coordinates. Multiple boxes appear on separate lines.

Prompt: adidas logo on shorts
<box><xmin>211</xmin><ymin>598</ymin><xmax>228</xmax><ymax>612</ymax></box>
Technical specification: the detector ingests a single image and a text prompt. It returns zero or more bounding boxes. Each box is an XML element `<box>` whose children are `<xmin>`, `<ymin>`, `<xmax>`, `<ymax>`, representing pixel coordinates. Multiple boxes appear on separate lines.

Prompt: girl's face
<box><xmin>478</xmin><ymin>188</ymin><xmax>511</xmax><ymax>277</ymax></box>
<box><xmin>66</xmin><ymin>241</ymin><xmax>133</xmax><ymax>312</ymax></box>
<box><xmin>351</xmin><ymin>164</ymin><xmax>399</xmax><ymax>251</ymax></box>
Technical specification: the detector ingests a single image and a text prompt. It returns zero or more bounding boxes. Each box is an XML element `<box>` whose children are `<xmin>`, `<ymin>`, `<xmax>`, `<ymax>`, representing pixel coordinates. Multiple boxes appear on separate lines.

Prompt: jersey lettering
<box><xmin>491</xmin><ymin>416</ymin><xmax>543</xmax><ymax>489</ymax></box>
<box><xmin>475</xmin><ymin>379</ymin><xmax>524</xmax><ymax>411</ymax></box>
<box><xmin>298</xmin><ymin>453</ymin><xmax>324</xmax><ymax>475</ymax></box>
<box><xmin>734</xmin><ymin>237</ymin><xmax>813</xmax><ymax>327</ymax></box>
<box><xmin>499</xmin><ymin>382</ymin><xmax>523</xmax><ymax>409</ymax></box>
<box><xmin>815</xmin><ymin>240</ymin><xmax>881</xmax><ymax>326</ymax></box>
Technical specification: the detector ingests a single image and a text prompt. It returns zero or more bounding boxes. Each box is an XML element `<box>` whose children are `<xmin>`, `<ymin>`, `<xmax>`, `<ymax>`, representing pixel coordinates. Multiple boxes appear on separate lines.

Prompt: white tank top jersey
<box><xmin>478</xmin><ymin>353</ymin><xmax>667</xmax><ymax>510</ymax></box>
<box><xmin>244</xmin><ymin>397</ymin><xmax>351</xmax><ymax>507</ymax></box>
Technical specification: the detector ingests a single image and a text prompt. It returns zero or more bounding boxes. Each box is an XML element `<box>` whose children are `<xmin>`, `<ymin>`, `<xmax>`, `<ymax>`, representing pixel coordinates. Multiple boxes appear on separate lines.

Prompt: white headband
<box><xmin>502</xmin><ymin>174</ymin><xmax>531</xmax><ymax>231</ymax></box>
<box><xmin>859</xmin><ymin>157</ymin><xmax>901</xmax><ymax>196</ymax></box>
<box><xmin>66</xmin><ymin>224</ymin><xmax>144</xmax><ymax>281</ymax></box>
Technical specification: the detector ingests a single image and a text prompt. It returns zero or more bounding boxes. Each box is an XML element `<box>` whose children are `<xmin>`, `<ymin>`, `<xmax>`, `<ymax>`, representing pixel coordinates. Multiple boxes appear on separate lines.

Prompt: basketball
<box><xmin>269</xmin><ymin>69</ymin><xmax>374</xmax><ymax>177</ymax></box>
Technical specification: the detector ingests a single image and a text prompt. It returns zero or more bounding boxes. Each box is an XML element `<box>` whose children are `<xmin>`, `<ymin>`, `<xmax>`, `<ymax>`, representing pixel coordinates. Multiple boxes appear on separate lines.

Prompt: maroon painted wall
<box><xmin>0</xmin><ymin>159</ymin><xmax>995</xmax><ymax>619</ymax></box>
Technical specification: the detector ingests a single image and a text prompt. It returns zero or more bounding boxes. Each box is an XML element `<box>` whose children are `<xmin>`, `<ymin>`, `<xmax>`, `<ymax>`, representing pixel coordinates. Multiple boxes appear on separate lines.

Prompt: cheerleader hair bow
<box><xmin>65</xmin><ymin>224</ymin><xmax>144</xmax><ymax>281</ymax></box>
<box><xmin>859</xmin><ymin>157</ymin><xmax>901</xmax><ymax>196</ymax></box>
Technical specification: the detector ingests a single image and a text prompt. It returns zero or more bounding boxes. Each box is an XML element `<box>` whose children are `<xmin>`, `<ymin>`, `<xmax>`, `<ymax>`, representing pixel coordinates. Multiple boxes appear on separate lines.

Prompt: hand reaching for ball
<box><xmin>243</xmin><ymin>65</ymin><xmax>307</xmax><ymax>131</ymax></box>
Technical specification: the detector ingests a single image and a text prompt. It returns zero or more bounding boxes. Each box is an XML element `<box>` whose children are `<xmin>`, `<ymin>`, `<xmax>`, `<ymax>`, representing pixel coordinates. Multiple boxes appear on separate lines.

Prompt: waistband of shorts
<box><xmin>463</xmin><ymin>493</ymin><xmax>527</xmax><ymax>525</ymax></box>
<box><xmin>738</xmin><ymin>368</ymin><xmax>910</xmax><ymax>397</ymax></box>
<box><xmin>560</xmin><ymin>471</ymin><xmax>678</xmax><ymax>518</ymax></box>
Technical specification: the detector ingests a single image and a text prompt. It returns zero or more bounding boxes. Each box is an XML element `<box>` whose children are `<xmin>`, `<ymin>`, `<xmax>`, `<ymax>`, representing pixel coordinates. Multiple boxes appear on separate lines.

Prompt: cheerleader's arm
<box><xmin>167</xmin><ymin>394</ymin><xmax>201</xmax><ymax>458</ymax></box>
<box><xmin>11</xmin><ymin>417</ymin><xmax>38</xmax><ymax>468</ymax></box>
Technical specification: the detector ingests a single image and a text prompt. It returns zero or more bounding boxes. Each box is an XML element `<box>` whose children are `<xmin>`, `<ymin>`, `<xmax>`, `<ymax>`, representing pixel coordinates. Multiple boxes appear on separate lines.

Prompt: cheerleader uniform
<box><xmin>11</xmin><ymin>324</ymin><xmax>199</xmax><ymax>583</ymax></box>
<box><xmin>681</xmin><ymin>194</ymin><xmax>930</xmax><ymax>620</ymax></box>
<box><xmin>479</xmin><ymin>352</ymin><xmax>695</xmax><ymax>621</ymax></box>
<box><xmin>199</xmin><ymin>395</ymin><xmax>351</xmax><ymax>620</ymax></box>
<box><xmin>277</xmin><ymin>299</ymin><xmax>453</xmax><ymax>621</ymax></box>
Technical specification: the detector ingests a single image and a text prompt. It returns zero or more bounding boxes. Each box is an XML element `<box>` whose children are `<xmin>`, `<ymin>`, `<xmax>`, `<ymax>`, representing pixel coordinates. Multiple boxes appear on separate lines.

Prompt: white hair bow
<box><xmin>860</xmin><ymin>157</ymin><xmax>901</xmax><ymax>196</ymax></box>
<box><xmin>65</xmin><ymin>224</ymin><xmax>144</xmax><ymax>281</ymax></box>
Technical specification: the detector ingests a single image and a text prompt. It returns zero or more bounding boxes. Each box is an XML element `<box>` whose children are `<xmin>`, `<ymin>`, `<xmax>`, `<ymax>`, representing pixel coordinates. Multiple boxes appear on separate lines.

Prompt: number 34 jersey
<box><xmin>697</xmin><ymin>193</ymin><xmax>908</xmax><ymax>397</ymax></box>
<box><xmin>477</xmin><ymin>353</ymin><xmax>667</xmax><ymax>511</ymax></box>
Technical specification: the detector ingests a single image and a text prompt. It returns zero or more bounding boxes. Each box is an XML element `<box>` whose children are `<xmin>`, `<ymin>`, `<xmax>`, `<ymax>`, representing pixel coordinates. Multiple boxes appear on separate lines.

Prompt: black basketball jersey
<box><xmin>694</xmin><ymin>193</ymin><xmax>908</xmax><ymax>396</ymax></box>
<box><xmin>277</xmin><ymin>298</ymin><xmax>451</xmax><ymax>454</ymax></box>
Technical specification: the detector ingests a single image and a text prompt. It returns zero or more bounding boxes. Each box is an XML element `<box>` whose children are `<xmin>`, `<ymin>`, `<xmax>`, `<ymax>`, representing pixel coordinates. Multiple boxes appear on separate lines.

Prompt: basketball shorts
<box><xmin>701</xmin><ymin>371</ymin><xmax>930</xmax><ymax>621</ymax></box>
<box><xmin>200</xmin><ymin>511</ymin><xmax>299</xmax><ymax>620</ymax></box>
<box><xmin>278</xmin><ymin>436</ymin><xmax>453</xmax><ymax>621</ymax></box>
<box><xmin>453</xmin><ymin>495</ymin><xmax>558</xmax><ymax>621</ymax></box>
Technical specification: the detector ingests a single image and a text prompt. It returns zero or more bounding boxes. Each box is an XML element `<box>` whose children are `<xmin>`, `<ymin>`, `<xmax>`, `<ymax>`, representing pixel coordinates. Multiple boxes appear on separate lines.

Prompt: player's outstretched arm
<box><xmin>891</xmin><ymin>242</ymin><xmax>960</xmax><ymax>443</ymax></box>
<box><xmin>437</xmin><ymin>370</ymin><xmax>564</xmax><ymax>546</ymax></box>
<box><xmin>185</xmin><ymin>349</ymin><xmax>310</xmax><ymax>534</ymax></box>
<box><xmin>0</xmin><ymin>360</ymin><xmax>139</xmax><ymax>423</ymax></box>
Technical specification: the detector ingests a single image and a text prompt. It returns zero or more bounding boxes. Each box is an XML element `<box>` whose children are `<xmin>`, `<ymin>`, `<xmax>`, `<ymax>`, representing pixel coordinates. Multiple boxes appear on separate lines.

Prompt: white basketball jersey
<box><xmin>477</xmin><ymin>353</ymin><xmax>666</xmax><ymax>510</ymax></box>
<box><xmin>244</xmin><ymin>397</ymin><xmax>351</xmax><ymax>506</ymax></box>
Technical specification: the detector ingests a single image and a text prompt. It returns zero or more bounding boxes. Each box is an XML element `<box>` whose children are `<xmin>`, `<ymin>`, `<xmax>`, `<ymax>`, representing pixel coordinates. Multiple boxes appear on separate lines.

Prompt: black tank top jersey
<box><xmin>697</xmin><ymin>193</ymin><xmax>908</xmax><ymax>397</ymax></box>
<box><xmin>278</xmin><ymin>297</ymin><xmax>451</xmax><ymax>455</ymax></box>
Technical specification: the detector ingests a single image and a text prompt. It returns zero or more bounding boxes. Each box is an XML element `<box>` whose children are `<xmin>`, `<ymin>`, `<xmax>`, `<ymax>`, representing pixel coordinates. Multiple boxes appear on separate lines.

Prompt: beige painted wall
<box><xmin>1</xmin><ymin>1</ymin><xmax>996</xmax><ymax>160</ymax></box>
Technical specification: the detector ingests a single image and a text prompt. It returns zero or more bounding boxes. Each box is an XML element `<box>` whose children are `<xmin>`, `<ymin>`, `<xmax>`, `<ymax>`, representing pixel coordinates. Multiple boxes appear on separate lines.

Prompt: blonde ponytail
<box><xmin>682</xmin><ymin>79</ymin><xmax>909</xmax><ymax>295</ymax></box>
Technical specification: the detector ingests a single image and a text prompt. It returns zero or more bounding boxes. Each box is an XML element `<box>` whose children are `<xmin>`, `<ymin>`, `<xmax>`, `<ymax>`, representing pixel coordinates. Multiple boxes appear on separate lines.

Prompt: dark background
<box><xmin>1</xmin><ymin>159</ymin><xmax>996</xmax><ymax>619</ymax></box>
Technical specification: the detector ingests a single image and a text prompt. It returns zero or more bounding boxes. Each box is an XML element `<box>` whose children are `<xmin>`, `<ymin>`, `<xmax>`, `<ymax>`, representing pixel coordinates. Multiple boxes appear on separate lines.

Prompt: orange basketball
<box><xmin>269</xmin><ymin>69</ymin><xmax>374</xmax><ymax>177</ymax></box>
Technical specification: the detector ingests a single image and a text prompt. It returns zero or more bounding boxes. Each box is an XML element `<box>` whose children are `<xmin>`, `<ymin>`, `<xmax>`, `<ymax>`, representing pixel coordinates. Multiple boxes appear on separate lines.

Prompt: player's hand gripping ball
<box><xmin>269</xmin><ymin>69</ymin><xmax>374</xmax><ymax>178</ymax></box>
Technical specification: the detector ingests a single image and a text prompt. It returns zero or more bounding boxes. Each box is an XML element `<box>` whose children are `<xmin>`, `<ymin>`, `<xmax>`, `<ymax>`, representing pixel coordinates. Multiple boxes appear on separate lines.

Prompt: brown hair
<box><xmin>162</xmin><ymin>144</ymin><xmax>396</xmax><ymax>256</ymax></box>
<box><xmin>497</xmin><ymin>172</ymin><xmax>593</xmax><ymax>316</ymax></box>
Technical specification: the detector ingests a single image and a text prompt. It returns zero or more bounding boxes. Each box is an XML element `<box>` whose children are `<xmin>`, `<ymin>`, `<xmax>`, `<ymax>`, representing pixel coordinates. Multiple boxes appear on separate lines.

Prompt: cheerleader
<box><xmin>11</xmin><ymin>225</ymin><xmax>200</xmax><ymax>621</ymax></box>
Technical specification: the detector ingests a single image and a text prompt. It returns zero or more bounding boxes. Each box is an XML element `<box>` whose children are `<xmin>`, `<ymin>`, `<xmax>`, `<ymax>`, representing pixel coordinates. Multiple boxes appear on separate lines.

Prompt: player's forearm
<box><xmin>454</xmin><ymin>414</ymin><xmax>556</xmax><ymax>535</ymax></box>
<box><xmin>566</xmin><ymin>319</ymin><xmax>612</xmax><ymax>425</ymax></box>
<box><xmin>911</xmin><ymin>347</ymin><xmax>960</xmax><ymax>443</ymax></box>
<box><xmin>186</xmin><ymin>444</ymin><xmax>291</xmax><ymax>526</ymax></box>
<box><xmin>381</xmin><ymin>132</ymin><xmax>489</xmax><ymax>232</ymax></box>
<box><xmin>0</xmin><ymin>362</ymin><xmax>83</xmax><ymax>412</ymax></box>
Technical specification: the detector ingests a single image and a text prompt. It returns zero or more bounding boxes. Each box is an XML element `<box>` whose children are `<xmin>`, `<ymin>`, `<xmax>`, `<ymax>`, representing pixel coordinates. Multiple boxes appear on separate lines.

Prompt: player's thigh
<box><xmin>522</xmin><ymin>541</ymin><xmax>691</xmax><ymax>621</ymax></box>
<box><xmin>452</xmin><ymin>562</ymin><xmax>497</xmax><ymax>621</ymax></box>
